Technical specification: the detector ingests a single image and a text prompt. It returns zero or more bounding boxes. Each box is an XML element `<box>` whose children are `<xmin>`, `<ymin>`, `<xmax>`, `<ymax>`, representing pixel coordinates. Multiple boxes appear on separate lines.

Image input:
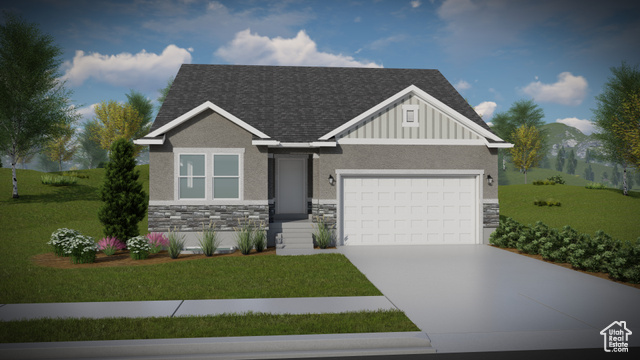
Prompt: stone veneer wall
<box><xmin>311</xmin><ymin>203</ymin><xmax>337</xmax><ymax>224</ymax></box>
<box><xmin>483</xmin><ymin>203</ymin><xmax>499</xmax><ymax>228</ymax></box>
<box><xmin>148</xmin><ymin>205</ymin><xmax>269</xmax><ymax>232</ymax></box>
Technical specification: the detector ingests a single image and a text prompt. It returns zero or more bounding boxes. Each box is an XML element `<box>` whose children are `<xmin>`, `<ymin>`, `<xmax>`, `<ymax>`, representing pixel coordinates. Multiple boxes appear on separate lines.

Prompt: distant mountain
<box><xmin>540</xmin><ymin>123</ymin><xmax>601</xmax><ymax>160</ymax></box>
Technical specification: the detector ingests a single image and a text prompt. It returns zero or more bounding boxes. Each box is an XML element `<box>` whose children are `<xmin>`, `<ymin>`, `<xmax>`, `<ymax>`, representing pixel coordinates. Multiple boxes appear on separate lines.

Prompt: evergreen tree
<box><xmin>556</xmin><ymin>146</ymin><xmax>566</xmax><ymax>172</ymax></box>
<box><xmin>566</xmin><ymin>149</ymin><xmax>578</xmax><ymax>175</ymax></box>
<box><xmin>98</xmin><ymin>138</ymin><xmax>147</xmax><ymax>242</ymax></box>
<box><xmin>602</xmin><ymin>171</ymin><xmax>609</xmax><ymax>183</ymax></box>
<box><xmin>584</xmin><ymin>164</ymin><xmax>595</xmax><ymax>181</ymax></box>
<box><xmin>585</xmin><ymin>149</ymin><xmax>591</xmax><ymax>164</ymax></box>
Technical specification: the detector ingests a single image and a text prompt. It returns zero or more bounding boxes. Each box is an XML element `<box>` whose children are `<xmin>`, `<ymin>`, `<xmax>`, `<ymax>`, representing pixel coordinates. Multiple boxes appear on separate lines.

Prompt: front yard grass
<box><xmin>0</xmin><ymin>310</ymin><xmax>419</xmax><ymax>343</ymax></box>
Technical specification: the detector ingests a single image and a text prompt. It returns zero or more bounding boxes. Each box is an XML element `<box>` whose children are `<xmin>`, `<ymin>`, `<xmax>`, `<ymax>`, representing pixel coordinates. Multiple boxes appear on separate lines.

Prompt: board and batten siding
<box><xmin>338</xmin><ymin>95</ymin><xmax>481</xmax><ymax>141</ymax></box>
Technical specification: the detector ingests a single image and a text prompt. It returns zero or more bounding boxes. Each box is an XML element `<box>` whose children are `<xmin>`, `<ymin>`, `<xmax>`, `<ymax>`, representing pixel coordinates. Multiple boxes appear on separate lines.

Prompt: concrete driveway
<box><xmin>340</xmin><ymin>245</ymin><xmax>640</xmax><ymax>353</ymax></box>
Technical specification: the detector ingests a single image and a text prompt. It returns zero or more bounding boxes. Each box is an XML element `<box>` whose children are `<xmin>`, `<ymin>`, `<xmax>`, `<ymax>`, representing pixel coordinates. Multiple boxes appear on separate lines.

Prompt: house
<box><xmin>134</xmin><ymin>64</ymin><xmax>512</xmax><ymax>249</ymax></box>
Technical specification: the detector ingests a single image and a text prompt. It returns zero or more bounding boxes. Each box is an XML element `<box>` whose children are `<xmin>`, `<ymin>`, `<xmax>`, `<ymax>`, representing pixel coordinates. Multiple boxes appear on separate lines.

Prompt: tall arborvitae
<box><xmin>98</xmin><ymin>138</ymin><xmax>147</xmax><ymax>242</ymax></box>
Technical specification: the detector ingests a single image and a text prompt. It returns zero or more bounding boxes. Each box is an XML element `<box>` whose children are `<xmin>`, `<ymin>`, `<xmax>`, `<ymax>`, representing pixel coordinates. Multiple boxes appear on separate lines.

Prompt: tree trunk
<box><xmin>524</xmin><ymin>169</ymin><xmax>527</xmax><ymax>184</ymax></box>
<box><xmin>623</xmin><ymin>168</ymin><xmax>628</xmax><ymax>196</ymax></box>
<box><xmin>11</xmin><ymin>156</ymin><xmax>18</xmax><ymax>199</ymax></box>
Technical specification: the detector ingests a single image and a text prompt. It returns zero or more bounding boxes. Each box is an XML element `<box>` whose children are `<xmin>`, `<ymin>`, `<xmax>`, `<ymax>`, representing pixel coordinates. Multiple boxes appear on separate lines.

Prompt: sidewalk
<box><xmin>0</xmin><ymin>296</ymin><xmax>436</xmax><ymax>359</ymax></box>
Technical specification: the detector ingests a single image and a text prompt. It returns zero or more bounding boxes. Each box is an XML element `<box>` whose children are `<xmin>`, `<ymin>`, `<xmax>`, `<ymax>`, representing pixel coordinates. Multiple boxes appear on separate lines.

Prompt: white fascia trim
<box><xmin>149</xmin><ymin>200</ymin><xmax>268</xmax><ymax>206</ymax></box>
<box><xmin>484</xmin><ymin>139</ymin><xmax>514</xmax><ymax>148</ymax></box>
<box><xmin>320</xmin><ymin>85</ymin><xmax>505</xmax><ymax>143</ymax></box>
<box><xmin>336</xmin><ymin>169</ymin><xmax>484</xmax><ymax>176</ymax></box>
<box><xmin>133</xmin><ymin>135</ymin><xmax>165</xmax><ymax>145</ymax></box>
<box><xmin>266</xmin><ymin>142</ymin><xmax>337</xmax><ymax>148</ymax></box>
<box><xmin>147</xmin><ymin>101</ymin><xmax>270</xmax><ymax>139</ymax></box>
<box><xmin>252</xmin><ymin>140</ymin><xmax>280</xmax><ymax>146</ymax></box>
<box><xmin>337</xmin><ymin>138</ymin><xmax>487</xmax><ymax>146</ymax></box>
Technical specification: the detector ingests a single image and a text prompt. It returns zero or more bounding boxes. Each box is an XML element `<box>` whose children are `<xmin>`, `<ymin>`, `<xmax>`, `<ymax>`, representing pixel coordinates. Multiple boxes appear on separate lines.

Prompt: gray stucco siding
<box><xmin>148</xmin><ymin>109</ymin><xmax>267</xmax><ymax>201</ymax></box>
<box><xmin>317</xmin><ymin>145</ymin><xmax>498</xmax><ymax>200</ymax></box>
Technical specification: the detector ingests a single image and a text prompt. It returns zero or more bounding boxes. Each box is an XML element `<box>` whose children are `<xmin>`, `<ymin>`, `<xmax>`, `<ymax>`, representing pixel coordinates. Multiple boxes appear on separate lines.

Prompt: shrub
<box><xmin>608</xmin><ymin>240</ymin><xmax>640</xmax><ymax>283</ymax></box>
<box><xmin>98</xmin><ymin>138</ymin><xmax>147</xmax><ymax>242</ymax></box>
<box><xmin>313</xmin><ymin>216</ymin><xmax>334</xmax><ymax>249</ymax></box>
<box><xmin>61</xmin><ymin>171</ymin><xmax>89</xmax><ymax>179</ymax></box>
<box><xmin>516</xmin><ymin>221</ymin><xmax>557</xmax><ymax>255</ymax></box>
<box><xmin>98</xmin><ymin>237</ymin><xmax>125</xmax><ymax>256</ymax></box>
<box><xmin>252</xmin><ymin>221</ymin><xmax>266</xmax><ymax>253</ymax></box>
<box><xmin>68</xmin><ymin>235</ymin><xmax>99</xmax><ymax>264</ymax></box>
<box><xmin>532</xmin><ymin>180</ymin><xmax>555</xmax><ymax>185</ymax></box>
<box><xmin>48</xmin><ymin>228</ymin><xmax>81</xmax><ymax>257</ymax></box>
<box><xmin>197</xmin><ymin>222</ymin><xmax>220</xmax><ymax>256</ymax></box>
<box><xmin>539</xmin><ymin>225</ymin><xmax>584</xmax><ymax>263</ymax></box>
<box><xmin>41</xmin><ymin>175</ymin><xmax>77</xmax><ymax>186</ymax></box>
<box><xmin>533</xmin><ymin>198</ymin><xmax>561</xmax><ymax>206</ymax></box>
<box><xmin>235</xmin><ymin>220</ymin><xmax>254</xmax><ymax>255</ymax></box>
<box><xmin>568</xmin><ymin>230</ymin><xmax>622</xmax><ymax>272</ymax></box>
<box><xmin>585</xmin><ymin>182</ymin><xmax>607</xmax><ymax>190</ymax></box>
<box><xmin>167</xmin><ymin>227</ymin><xmax>186</xmax><ymax>259</ymax></box>
<box><xmin>127</xmin><ymin>235</ymin><xmax>151</xmax><ymax>260</ymax></box>
<box><xmin>146</xmin><ymin>232</ymin><xmax>169</xmax><ymax>254</ymax></box>
<box><xmin>489</xmin><ymin>217</ymin><xmax>527</xmax><ymax>249</ymax></box>
<box><xmin>547</xmin><ymin>175</ymin><xmax>565</xmax><ymax>184</ymax></box>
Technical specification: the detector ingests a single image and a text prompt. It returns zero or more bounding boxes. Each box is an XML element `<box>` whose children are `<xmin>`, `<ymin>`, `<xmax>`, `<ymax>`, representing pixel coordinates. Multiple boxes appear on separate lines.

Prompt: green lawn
<box><xmin>499</xmin><ymin>183</ymin><xmax>640</xmax><ymax>243</ymax></box>
<box><xmin>0</xmin><ymin>166</ymin><xmax>380</xmax><ymax>303</ymax></box>
<box><xmin>0</xmin><ymin>310</ymin><xmax>419</xmax><ymax>343</ymax></box>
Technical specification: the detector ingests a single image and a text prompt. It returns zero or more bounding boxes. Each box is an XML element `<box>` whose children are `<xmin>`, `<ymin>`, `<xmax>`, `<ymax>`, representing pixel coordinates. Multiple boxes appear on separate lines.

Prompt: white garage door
<box><xmin>342</xmin><ymin>176</ymin><xmax>478</xmax><ymax>245</ymax></box>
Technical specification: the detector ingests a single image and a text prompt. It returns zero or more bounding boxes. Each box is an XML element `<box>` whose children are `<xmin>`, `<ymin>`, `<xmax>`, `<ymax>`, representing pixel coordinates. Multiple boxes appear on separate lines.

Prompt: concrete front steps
<box><xmin>273</xmin><ymin>220</ymin><xmax>315</xmax><ymax>254</ymax></box>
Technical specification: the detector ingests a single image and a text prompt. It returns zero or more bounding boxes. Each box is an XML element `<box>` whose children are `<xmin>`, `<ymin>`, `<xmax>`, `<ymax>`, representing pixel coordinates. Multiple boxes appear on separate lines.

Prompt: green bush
<box><xmin>533</xmin><ymin>180</ymin><xmax>555</xmax><ymax>185</ymax></box>
<box><xmin>533</xmin><ymin>198</ymin><xmax>561</xmax><ymax>206</ymax></box>
<box><xmin>61</xmin><ymin>171</ymin><xmax>89</xmax><ymax>179</ymax></box>
<box><xmin>608</xmin><ymin>240</ymin><xmax>640</xmax><ymax>283</ymax></box>
<box><xmin>167</xmin><ymin>228</ymin><xmax>186</xmax><ymax>259</ymax></box>
<box><xmin>68</xmin><ymin>235</ymin><xmax>98</xmax><ymax>264</ymax></box>
<box><xmin>197</xmin><ymin>222</ymin><xmax>220</xmax><ymax>257</ymax></box>
<box><xmin>127</xmin><ymin>235</ymin><xmax>150</xmax><ymax>260</ymax></box>
<box><xmin>48</xmin><ymin>228</ymin><xmax>81</xmax><ymax>257</ymax></box>
<box><xmin>539</xmin><ymin>225</ymin><xmax>585</xmax><ymax>263</ymax></box>
<box><xmin>41</xmin><ymin>175</ymin><xmax>77</xmax><ymax>186</ymax></box>
<box><xmin>585</xmin><ymin>182</ymin><xmax>608</xmax><ymax>190</ymax></box>
<box><xmin>98</xmin><ymin>139</ymin><xmax>147</xmax><ymax>242</ymax></box>
<box><xmin>567</xmin><ymin>230</ymin><xmax>622</xmax><ymax>272</ymax></box>
<box><xmin>313</xmin><ymin>216</ymin><xmax>334</xmax><ymax>249</ymax></box>
<box><xmin>517</xmin><ymin>221</ymin><xmax>557</xmax><ymax>255</ymax></box>
<box><xmin>490</xmin><ymin>217</ymin><xmax>527</xmax><ymax>249</ymax></box>
<box><xmin>547</xmin><ymin>175</ymin><xmax>565</xmax><ymax>184</ymax></box>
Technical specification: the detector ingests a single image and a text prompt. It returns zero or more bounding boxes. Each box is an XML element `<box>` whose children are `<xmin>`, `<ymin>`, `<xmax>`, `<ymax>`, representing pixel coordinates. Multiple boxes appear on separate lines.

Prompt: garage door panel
<box><xmin>342</xmin><ymin>175</ymin><xmax>477</xmax><ymax>245</ymax></box>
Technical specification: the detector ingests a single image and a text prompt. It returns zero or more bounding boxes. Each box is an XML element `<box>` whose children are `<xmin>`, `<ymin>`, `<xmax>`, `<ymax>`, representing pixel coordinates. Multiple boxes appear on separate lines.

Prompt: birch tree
<box><xmin>0</xmin><ymin>13</ymin><xmax>77</xmax><ymax>198</ymax></box>
<box><xmin>509</xmin><ymin>125</ymin><xmax>544</xmax><ymax>184</ymax></box>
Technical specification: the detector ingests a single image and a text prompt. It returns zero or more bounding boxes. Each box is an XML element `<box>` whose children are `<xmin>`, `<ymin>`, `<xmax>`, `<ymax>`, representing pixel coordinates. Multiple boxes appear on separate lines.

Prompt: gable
<box><xmin>337</xmin><ymin>94</ymin><xmax>483</xmax><ymax>144</ymax></box>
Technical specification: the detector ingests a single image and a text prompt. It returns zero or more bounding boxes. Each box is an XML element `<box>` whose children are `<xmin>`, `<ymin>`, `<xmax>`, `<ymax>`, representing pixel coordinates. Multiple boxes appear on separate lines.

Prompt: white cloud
<box><xmin>75</xmin><ymin>104</ymin><xmax>98</xmax><ymax>122</ymax></box>
<box><xmin>556</xmin><ymin>118</ymin><xmax>597</xmax><ymax>135</ymax></box>
<box><xmin>215</xmin><ymin>29</ymin><xmax>382</xmax><ymax>68</ymax></box>
<box><xmin>474</xmin><ymin>101</ymin><xmax>497</xmax><ymax>120</ymax></box>
<box><xmin>369</xmin><ymin>35</ymin><xmax>407</xmax><ymax>50</ymax></box>
<box><xmin>61</xmin><ymin>45</ymin><xmax>192</xmax><ymax>91</ymax></box>
<box><xmin>354</xmin><ymin>16</ymin><xmax>362</xmax><ymax>23</ymax></box>
<box><xmin>454</xmin><ymin>80</ymin><xmax>471</xmax><ymax>91</ymax></box>
<box><xmin>522</xmin><ymin>72</ymin><xmax>588</xmax><ymax>106</ymax></box>
<box><xmin>411</xmin><ymin>0</ymin><xmax>422</xmax><ymax>8</ymax></box>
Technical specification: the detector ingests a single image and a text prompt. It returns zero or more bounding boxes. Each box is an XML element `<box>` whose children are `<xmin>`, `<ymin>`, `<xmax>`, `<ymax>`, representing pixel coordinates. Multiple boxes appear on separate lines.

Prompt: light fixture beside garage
<box><xmin>328</xmin><ymin>174</ymin><xmax>335</xmax><ymax>186</ymax></box>
<box><xmin>487</xmin><ymin>175</ymin><xmax>493</xmax><ymax>185</ymax></box>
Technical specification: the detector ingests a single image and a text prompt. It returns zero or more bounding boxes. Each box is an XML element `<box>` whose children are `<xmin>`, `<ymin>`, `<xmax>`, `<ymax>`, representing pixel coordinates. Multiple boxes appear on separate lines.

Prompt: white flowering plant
<box><xmin>127</xmin><ymin>235</ymin><xmax>151</xmax><ymax>260</ymax></box>
<box><xmin>48</xmin><ymin>228</ymin><xmax>81</xmax><ymax>257</ymax></box>
<box><xmin>68</xmin><ymin>234</ymin><xmax>99</xmax><ymax>264</ymax></box>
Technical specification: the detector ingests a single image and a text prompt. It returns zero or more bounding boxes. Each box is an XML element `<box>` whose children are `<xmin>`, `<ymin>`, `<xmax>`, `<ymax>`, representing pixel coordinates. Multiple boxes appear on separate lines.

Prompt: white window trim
<box><xmin>212</xmin><ymin>153</ymin><xmax>242</xmax><ymax>200</ymax></box>
<box><xmin>174</xmin><ymin>148</ymin><xmax>245</xmax><ymax>203</ymax></box>
<box><xmin>402</xmin><ymin>104</ymin><xmax>419</xmax><ymax>127</ymax></box>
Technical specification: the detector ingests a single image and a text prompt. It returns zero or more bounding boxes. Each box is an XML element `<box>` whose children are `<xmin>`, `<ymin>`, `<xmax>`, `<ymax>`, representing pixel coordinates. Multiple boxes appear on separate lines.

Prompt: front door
<box><xmin>276</xmin><ymin>157</ymin><xmax>306</xmax><ymax>215</ymax></box>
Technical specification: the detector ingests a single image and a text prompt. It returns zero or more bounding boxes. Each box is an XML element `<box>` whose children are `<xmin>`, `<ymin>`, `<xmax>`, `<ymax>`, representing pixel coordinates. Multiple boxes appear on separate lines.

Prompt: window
<box><xmin>179</xmin><ymin>154</ymin><xmax>206</xmax><ymax>199</ymax></box>
<box><xmin>213</xmin><ymin>154</ymin><xmax>240</xmax><ymax>199</ymax></box>
<box><xmin>402</xmin><ymin>105</ymin><xmax>419</xmax><ymax>127</ymax></box>
<box><xmin>175</xmin><ymin>148</ymin><xmax>244</xmax><ymax>201</ymax></box>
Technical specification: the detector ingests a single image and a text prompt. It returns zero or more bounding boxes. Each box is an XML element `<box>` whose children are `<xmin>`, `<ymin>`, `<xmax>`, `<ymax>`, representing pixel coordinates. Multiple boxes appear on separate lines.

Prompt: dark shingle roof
<box><xmin>152</xmin><ymin>64</ymin><xmax>495</xmax><ymax>142</ymax></box>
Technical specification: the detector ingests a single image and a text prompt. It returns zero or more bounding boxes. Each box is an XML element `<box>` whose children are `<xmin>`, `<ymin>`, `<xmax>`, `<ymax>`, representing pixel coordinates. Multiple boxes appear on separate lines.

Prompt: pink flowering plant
<box><xmin>146</xmin><ymin>232</ymin><xmax>169</xmax><ymax>254</ymax></box>
<box><xmin>98</xmin><ymin>237</ymin><xmax>126</xmax><ymax>256</ymax></box>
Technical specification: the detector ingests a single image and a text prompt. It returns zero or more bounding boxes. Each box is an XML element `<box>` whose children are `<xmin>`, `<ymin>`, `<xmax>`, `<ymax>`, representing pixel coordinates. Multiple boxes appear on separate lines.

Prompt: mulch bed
<box><xmin>495</xmin><ymin>246</ymin><xmax>640</xmax><ymax>290</ymax></box>
<box><xmin>32</xmin><ymin>247</ymin><xmax>276</xmax><ymax>269</ymax></box>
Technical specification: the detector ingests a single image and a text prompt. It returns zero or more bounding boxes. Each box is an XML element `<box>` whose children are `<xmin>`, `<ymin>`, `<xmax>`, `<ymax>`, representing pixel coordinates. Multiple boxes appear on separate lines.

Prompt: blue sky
<box><xmin>4</xmin><ymin>0</ymin><xmax>640</xmax><ymax>135</ymax></box>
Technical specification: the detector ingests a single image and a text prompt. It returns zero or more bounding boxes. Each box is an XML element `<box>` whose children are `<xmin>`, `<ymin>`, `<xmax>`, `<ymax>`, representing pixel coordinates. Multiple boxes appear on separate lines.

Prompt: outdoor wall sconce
<box><xmin>328</xmin><ymin>174</ymin><xmax>335</xmax><ymax>186</ymax></box>
<box><xmin>487</xmin><ymin>175</ymin><xmax>493</xmax><ymax>186</ymax></box>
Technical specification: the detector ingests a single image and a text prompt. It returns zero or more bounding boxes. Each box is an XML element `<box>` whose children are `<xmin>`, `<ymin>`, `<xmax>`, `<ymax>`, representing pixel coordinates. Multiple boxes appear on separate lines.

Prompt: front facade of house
<box><xmin>136</xmin><ymin>65</ymin><xmax>511</xmax><ymax>248</ymax></box>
